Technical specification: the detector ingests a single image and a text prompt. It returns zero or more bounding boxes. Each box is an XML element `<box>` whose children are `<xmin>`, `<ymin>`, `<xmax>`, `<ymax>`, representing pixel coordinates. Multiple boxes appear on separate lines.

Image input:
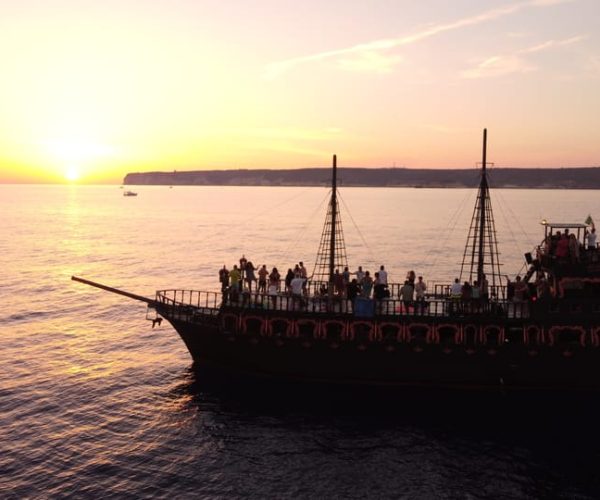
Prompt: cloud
<box><xmin>461</xmin><ymin>35</ymin><xmax>585</xmax><ymax>79</ymax></box>
<box><xmin>336</xmin><ymin>51</ymin><xmax>404</xmax><ymax>73</ymax></box>
<box><xmin>530</xmin><ymin>0</ymin><xmax>575</xmax><ymax>5</ymax></box>
<box><xmin>263</xmin><ymin>0</ymin><xmax>573</xmax><ymax>79</ymax></box>
<box><xmin>461</xmin><ymin>55</ymin><xmax>536</xmax><ymax>79</ymax></box>
<box><xmin>521</xmin><ymin>35</ymin><xmax>585</xmax><ymax>54</ymax></box>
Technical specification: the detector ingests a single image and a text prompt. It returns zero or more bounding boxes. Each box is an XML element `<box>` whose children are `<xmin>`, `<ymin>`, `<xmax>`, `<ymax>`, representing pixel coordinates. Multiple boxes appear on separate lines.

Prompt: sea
<box><xmin>2</xmin><ymin>183</ymin><xmax>600</xmax><ymax>499</ymax></box>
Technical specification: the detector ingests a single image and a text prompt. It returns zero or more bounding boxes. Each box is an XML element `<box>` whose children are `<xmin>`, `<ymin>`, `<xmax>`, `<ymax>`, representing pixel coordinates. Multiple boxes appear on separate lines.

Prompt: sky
<box><xmin>0</xmin><ymin>0</ymin><xmax>598</xmax><ymax>183</ymax></box>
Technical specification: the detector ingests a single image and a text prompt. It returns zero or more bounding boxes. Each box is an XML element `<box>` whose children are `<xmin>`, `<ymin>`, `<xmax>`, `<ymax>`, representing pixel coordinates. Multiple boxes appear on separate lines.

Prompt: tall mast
<box><xmin>459</xmin><ymin>128</ymin><xmax>503</xmax><ymax>297</ymax></box>
<box><xmin>477</xmin><ymin>129</ymin><xmax>488</xmax><ymax>284</ymax></box>
<box><xmin>311</xmin><ymin>154</ymin><xmax>348</xmax><ymax>288</ymax></box>
<box><xmin>329</xmin><ymin>154</ymin><xmax>337</xmax><ymax>284</ymax></box>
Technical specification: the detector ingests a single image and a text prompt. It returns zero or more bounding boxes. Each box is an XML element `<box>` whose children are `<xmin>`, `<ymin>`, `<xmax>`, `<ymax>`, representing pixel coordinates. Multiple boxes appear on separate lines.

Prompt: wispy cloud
<box><xmin>461</xmin><ymin>35</ymin><xmax>585</xmax><ymax>79</ymax></box>
<box><xmin>263</xmin><ymin>0</ymin><xmax>573</xmax><ymax>79</ymax></box>
<box><xmin>520</xmin><ymin>35</ymin><xmax>585</xmax><ymax>54</ymax></box>
<box><xmin>228</xmin><ymin>126</ymin><xmax>342</xmax><ymax>142</ymax></box>
<box><xmin>530</xmin><ymin>0</ymin><xmax>575</xmax><ymax>5</ymax></box>
<box><xmin>336</xmin><ymin>52</ymin><xmax>404</xmax><ymax>74</ymax></box>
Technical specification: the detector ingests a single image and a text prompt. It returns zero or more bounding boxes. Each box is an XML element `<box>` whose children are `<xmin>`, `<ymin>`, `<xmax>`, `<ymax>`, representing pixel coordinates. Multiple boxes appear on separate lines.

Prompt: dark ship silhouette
<box><xmin>73</xmin><ymin>130</ymin><xmax>600</xmax><ymax>389</ymax></box>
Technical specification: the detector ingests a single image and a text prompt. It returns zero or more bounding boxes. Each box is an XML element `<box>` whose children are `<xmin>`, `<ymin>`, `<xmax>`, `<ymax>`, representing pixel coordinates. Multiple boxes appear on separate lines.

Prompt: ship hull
<box><xmin>163</xmin><ymin>311</ymin><xmax>600</xmax><ymax>390</ymax></box>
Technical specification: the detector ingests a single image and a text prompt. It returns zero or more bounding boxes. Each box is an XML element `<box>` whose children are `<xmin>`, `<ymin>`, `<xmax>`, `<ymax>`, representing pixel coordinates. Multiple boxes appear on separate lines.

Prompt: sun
<box><xmin>65</xmin><ymin>166</ymin><xmax>80</xmax><ymax>182</ymax></box>
<box><xmin>44</xmin><ymin>137</ymin><xmax>113</xmax><ymax>183</ymax></box>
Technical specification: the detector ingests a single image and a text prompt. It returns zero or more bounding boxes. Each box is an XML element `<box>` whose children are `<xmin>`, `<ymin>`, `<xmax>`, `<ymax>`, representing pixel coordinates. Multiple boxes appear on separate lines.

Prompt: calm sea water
<box><xmin>2</xmin><ymin>183</ymin><xmax>600</xmax><ymax>498</ymax></box>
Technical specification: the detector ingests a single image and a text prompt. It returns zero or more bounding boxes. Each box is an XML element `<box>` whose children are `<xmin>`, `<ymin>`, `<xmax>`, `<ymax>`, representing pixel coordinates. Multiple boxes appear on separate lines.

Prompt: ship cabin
<box><xmin>531</xmin><ymin>220</ymin><xmax>600</xmax><ymax>301</ymax></box>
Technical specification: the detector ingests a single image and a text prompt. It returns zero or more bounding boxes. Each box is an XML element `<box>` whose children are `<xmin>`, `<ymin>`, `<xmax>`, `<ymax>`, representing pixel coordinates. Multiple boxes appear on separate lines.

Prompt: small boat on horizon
<box><xmin>74</xmin><ymin>129</ymin><xmax>600</xmax><ymax>390</ymax></box>
<box><xmin>123</xmin><ymin>190</ymin><xmax>138</xmax><ymax>197</ymax></box>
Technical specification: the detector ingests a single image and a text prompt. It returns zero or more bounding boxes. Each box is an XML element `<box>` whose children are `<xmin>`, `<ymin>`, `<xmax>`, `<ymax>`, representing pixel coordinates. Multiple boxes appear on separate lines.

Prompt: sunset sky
<box><xmin>1</xmin><ymin>0</ymin><xmax>598</xmax><ymax>183</ymax></box>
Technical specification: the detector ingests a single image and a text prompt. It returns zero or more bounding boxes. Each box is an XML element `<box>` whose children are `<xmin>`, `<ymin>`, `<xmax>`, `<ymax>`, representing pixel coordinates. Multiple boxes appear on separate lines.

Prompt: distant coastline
<box><xmin>123</xmin><ymin>167</ymin><xmax>600</xmax><ymax>189</ymax></box>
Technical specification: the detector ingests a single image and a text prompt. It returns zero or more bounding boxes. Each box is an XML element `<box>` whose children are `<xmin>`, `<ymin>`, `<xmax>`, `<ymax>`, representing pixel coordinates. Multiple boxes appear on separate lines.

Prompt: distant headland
<box><xmin>123</xmin><ymin>167</ymin><xmax>600</xmax><ymax>189</ymax></box>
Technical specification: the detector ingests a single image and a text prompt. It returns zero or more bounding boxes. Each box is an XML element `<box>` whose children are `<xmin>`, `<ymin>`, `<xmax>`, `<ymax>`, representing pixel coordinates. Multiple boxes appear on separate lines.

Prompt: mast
<box><xmin>477</xmin><ymin>129</ymin><xmax>488</xmax><ymax>284</ymax></box>
<box><xmin>329</xmin><ymin>154</ymin><xmax>337</xmax><ymax>285</ymax></box>
<box><xmin>460</xmin><ymin>128</ymin><xmax>503</xmax><ymax>297</ymax></box>
<box><xmin>311</xmin><ymin>155</ymin><xmax>348</xmax><ymax>289</ymax></box>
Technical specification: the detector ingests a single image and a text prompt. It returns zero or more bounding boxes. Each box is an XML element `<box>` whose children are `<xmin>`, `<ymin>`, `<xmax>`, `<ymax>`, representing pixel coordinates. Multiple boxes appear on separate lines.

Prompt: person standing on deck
<box><xmin>450</xmin><ymin>278</ymin><xmax>462</xmax><ymax>314</ymax></box>
<box><xmin>586</xmin><ymin>227</ymin><xmax>597</xmax><ymax>250</ymax></box>
<box><xmin>333</xmin><ymin>269</ymin><xmax>345</xmax><ymax>297</ymax></box>
<box><xmin>480</xmin><ymin>274</ymin><xmax>489</xmax><ymax>303</ymax></box>
<box><xmin>471</xmin><ymin>280</ymin><xmax>481</xmax><ymax>311</ymax></box>
<box><xmin>219</xmin><ymin>265</ymin><xmax>229</xmax><ymax>292</ymax></box>
<box><xmin>268</xmin><ymin>267</ymin><xmax>280</xmax><ymax>308</ymax></box>
<box><xmin>346</xmin><ymin>278</ymin><xmax>359</xmax><ymax>302</ymax></box>
<box><xmin>461</xmin><ymin>281</ymin><xmax>472</xmax><ymax>313</ymax></box>
<box><xmin>299</xmin><ymin>261</ymin><xmax>308</xmax><ymax>295</ymax></box>
<box><xmin>269</xmin><ymin>267</ymin><xmax>280</xmax><ymax>291</ymax></box>
<box><xmin>415</xmin><ymin>276</ymin><xmax>427</xmax><ymax>313</ymax></box>
<box><xmin>362</xmin><ymin>271</ymin><xmax>373</xmax><ymax>298</ymax></box>
<box><xmin>342</xmin><ymin>267</ymin><xmax>351</xmax><ymax>286</ymax></box>
<box><xmin>568</xmin><ymin>234</ymin><xmax>580</xmax><ymax>263</ymax></box>
<box><xmin>239</xmin><ymin>255</ymin><xmax>247</xmax><ymax>281</ymax></box>
<box><xmin>245</xmin><ymin>261</ymin><xmax>257</xmax><ymax>292</ymax></box>
<box><xmin>378</xmin><ymin>265</ymin><xmax>388</xmax><ymax>285</ymax></box>
<box><xmin>450</xmin><ymin>278</ymin><xmax>462</xmax><ymax>298</ymax></box>
<box><xmin>258</xmin><ymin>265</ymin><xmax>268</xmax><ymax>294</ymax></box>
<box><xmin>229</xmin><ymin>265</ymin><xmax>241</xmax><ymax>293</ymax></box>
<box><xmin>355</xmin><ymin>266</ymin><xmax>365</xmax><ymax>285</ymax></box>
<box><xmin>285</xmin><ymin>268</ymin><xmax>294</xmax><ymax>294</ymax></box>
<box><xmin>556</xmin><ymin>233</ymin><xmax>569</xmax><ymax>261</ymax></box>
<box><xmin>374</xmin><ymin>272</ymin><xmax>386</xmax><ymax>300</ymax></box>
<box><xmin>400</xmin><ymin>280</ymin><xmax>414</xmax><ymax>312</ymax></box>
<box><xmin>290</xmin><ymin>273</ymin><xmax>305</xmax><ymax>308</ymax></box>
<box><xmin>513</xmin><ymin>275</ymin><xmax>528</xmax><ymax>302</ymax></box>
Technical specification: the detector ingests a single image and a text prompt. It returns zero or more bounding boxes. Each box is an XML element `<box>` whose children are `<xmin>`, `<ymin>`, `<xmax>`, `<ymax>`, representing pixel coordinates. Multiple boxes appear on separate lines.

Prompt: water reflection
<box><xmin>163</xmin><ymin>366</ymin><xmax>600</xmax><ymax>498</ymax></box>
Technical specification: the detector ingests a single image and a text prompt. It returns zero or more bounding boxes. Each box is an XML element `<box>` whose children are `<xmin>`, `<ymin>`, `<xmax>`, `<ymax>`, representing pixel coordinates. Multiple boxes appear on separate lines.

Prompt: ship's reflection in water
<box><xmin>164</xmin><ymin>366</ymin><xmax>600</xmax><ymax>498</ymax></box>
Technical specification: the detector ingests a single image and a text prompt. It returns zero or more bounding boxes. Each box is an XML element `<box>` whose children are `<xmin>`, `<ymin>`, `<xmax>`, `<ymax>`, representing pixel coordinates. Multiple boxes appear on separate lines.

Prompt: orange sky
<box><xmin>0</xmin><ymin>0</ymin><xmax>598</xmax><ymax>183</ymax></box>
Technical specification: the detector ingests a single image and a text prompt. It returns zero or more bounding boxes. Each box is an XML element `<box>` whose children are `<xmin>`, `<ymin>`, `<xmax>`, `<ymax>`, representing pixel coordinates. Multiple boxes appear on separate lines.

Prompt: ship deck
<box><xmin>154</xmin><ymin>286</ymin><xmax>533</xmax><ymax>323</ymax></box>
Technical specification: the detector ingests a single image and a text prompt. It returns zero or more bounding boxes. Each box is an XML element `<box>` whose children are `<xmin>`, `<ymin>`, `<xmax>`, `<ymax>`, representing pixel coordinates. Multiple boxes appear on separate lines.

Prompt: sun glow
<box><xmin>65</xmin><ymin>167</ymin><xmax>80</xmax><ymax>182</ymax></box>
<box><xmin>46</xmin><ymin>138</ymin><xmax>113</xmax><ymax>162</ymax></box>
<box><xmin>41</xmin><ymin>137</ymin><xmax>115</xmax><ymax>183</ymax></box>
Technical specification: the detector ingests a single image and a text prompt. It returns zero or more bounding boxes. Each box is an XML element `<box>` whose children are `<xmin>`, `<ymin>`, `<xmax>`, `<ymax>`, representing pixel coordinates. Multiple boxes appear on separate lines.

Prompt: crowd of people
<box><xmin>218</xmin><ymin>252</ymin><xmax>567</xmax><ymax>308</ymax></box>
<box><xmin>217</xmin><ymin>257</ymin><xmax>429</xmax><ymax>306</ymax></box>
<box><xmin>449</xmin><ymin>275</ymin><xmax>490</xmax><ymax>303</ymax></box>
<box><xmin>540</xmin><ymin>226</ymin><xmax>597</xmax><ymax>264</ymax></box>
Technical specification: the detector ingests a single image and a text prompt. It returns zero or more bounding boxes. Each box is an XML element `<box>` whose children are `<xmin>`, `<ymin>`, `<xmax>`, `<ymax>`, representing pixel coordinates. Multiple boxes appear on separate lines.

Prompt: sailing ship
<box><xmin>73</xmin><ymin>130</ymin><xmax>600</xmax><ymax>389</ymax></box>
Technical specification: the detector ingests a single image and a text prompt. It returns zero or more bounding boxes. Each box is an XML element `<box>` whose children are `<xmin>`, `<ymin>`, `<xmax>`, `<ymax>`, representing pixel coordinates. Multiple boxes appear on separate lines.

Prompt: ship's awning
<box><xmin>540</xmin><ymin>221</ymin><xmax>588</xmax><ymax>229</ymax></box>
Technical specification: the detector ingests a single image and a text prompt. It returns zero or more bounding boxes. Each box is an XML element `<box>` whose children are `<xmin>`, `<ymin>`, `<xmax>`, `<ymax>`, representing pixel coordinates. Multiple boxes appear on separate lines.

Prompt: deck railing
<box><xmin>155</xmin><ymin>288</ymin><xmax>531</xmax><ymax>320</ymax></box>
<box><xmin>156</xmin><ymin>289</ymin><xmax>222</xmax><ymax>311</ymax></box>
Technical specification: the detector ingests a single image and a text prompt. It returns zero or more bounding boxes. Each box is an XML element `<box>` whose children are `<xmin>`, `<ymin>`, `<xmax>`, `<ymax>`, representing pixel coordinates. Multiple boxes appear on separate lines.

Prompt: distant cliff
<box><xmin>123</xmin><ymin>167</ymin><xmax>600</xmax><ymax>189</ymax></box>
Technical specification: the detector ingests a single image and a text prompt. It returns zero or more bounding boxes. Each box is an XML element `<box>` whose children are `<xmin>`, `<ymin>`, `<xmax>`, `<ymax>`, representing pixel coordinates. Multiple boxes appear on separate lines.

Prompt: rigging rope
<box><xmin>249</xmin><ymin>186</ymin><xmax>315</xmax><ymax>220</ymax></box>
<box><xmin>338</xmin><ymin>191</ymin><xmax>377</xmax><ymax>264</ymax></box>
<box><xmin>422</xmin><ymin>187</ymin><xmax>476</xmax><ymax>279</ymax></box>
<box><xmin>487</xmin><ymin>170</ymin><xmax>538</xmax><ymax>277</ymax></box>
<box><xmin>279</xmin><ymin>190</ymin><xmax>330</xmax><ymax>264</ymax></box>
<box><xmin>492</xmin><ymin>185</ymin><xmax>538</xmax><ymax>249</ymax></box>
